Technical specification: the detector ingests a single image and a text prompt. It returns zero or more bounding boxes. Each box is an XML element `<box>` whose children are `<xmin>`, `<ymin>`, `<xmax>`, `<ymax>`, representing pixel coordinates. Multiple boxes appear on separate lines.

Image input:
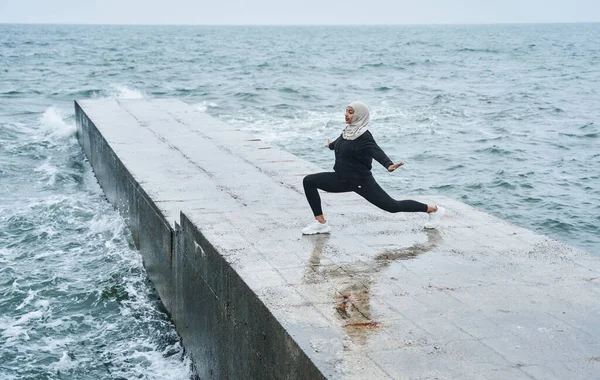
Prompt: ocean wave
<box><xmin>519</xmin><ymin>183</ymin><xmax>534</xmax><ymax>189</ymax></box>
<box><xmin>523</xmin><ymin>197</ymin><xmax>543</xmax><ymax>203</ymax></box>
<box><xmin>233</xmin><ymin>91</ymin><xmax>259</xmax><ymax>100</ymax></box>
<box><xmin>458</xmin><ymin>47</ymin><xmax>500</xmax><ymax>54</ymax></box>
<box><xmin>538</xmin><ymin>106</ymin><xmax>564</xmax><ymax>113</ymax></box>
<box><xmin>360</xmin><ymin>62</ymin><xmax>385</xmax><ymax>68</ymax></box>
<box><xmin>559</xmin><ymin>132</ymin><xmax>599</xmax><ymax>139</ymax></box>
<box><xmin>87</xmin><ymin>213</ymin><xmax>129</xmax><ymax>242</ymax></box>
<box><xmin>432</xmin><ymin>94</ymin><xmax>448</xmax><ymax>104</ymax></box>
<box><xmin>550</xmin><ymin>143</ymin><xmax>570</xmax><ymax>150</ymax></box>
<box><xmin>194</xmin><ymin>100</ymin><xmax>219</xmax><ymax>113</ymax></box>
<box><xmin>405</xmin><ymin>40</ymin><xmax>428</xmax><ymax>46</ymax></box>
<box><xmin>279</xmin><ymin>87</ymin><xmax>299</xmax><ymax>94</ymax></box>
<box><xmin>51</xmin><ymin>351</ymin><xmax>78</xmax><ymax>372</ymax></box>
<box><xmin>0</xmin><ymin>90</ymin><xmax>44</xmax><ymax>97</ymax></box>
<box><xmin>473</xmin><ymin>136</ymin><xmax>505</xmax><ymax>143</ymax></box>
<box><xmin>107</xmin><ymin>85</ymin><xmax>145</xmax><ymax>99</ymax></box>
<box><xmin>67</xmin><ymin>89</ymin><xmax>104</xmax><ymax>98</ymax></box>
<box><xmin>539</xmin><ymin>218</ymin><xmax>576</xmax><ymax>233</ymax></box>
<box><xmin>34</xmin><ymin>159</ymin><xmax>60</xmax><ymax>186</ymax></box>
<box><xmin>476</xmin><ymin>145</ymin><xmax>513</xmax><ymax>155</ymax></box>
<box><xmin>39</xmin><ymin>107</ymin><xmax>77</xmax><ymax>144</ymax></box>
<box><xmin>490</xmin><ymin>180</ymin><xmax>517</xmax><ymax>190</ymax></box>
<box><xmin>430</xmin><ymin>184</ymin><xmax>453</xmax><ymax>190</ymax></box>
<box><xmin>174</xmin><ymin>87</ymin><xmax>195</xmax><ymax>94</ymax></box>
<box><xmin>15</xmin><ymin>290</ymin><xmax>38</xmax><ymax>311</ymax></box>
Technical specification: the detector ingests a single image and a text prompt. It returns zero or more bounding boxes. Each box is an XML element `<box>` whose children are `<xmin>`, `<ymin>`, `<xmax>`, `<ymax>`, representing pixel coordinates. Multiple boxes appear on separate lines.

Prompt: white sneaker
<box><xmin>424</xmin><ymin>206</ymin><xmax>446</xmax><ymax>229</ymax></box>
<box><xmin>302</xmin><ymin>220</ymin><xmax>331</xmax><ymax>235</ymax></box>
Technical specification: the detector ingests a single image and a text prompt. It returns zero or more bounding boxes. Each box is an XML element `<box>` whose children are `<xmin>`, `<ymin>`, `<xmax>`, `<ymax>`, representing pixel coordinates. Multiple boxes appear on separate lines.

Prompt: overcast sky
<box><xmin>1</xmin><ymin>0</ymin><xmax>599</xmax><ymax>25</ymax></box>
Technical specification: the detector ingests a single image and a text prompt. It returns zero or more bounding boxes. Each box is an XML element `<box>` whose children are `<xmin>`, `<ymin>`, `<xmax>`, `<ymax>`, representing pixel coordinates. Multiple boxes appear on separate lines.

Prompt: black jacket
<box><xmin>328</xmin><ymin>131</ymin><xmax>393</xmax><ymax>181</ymax></box>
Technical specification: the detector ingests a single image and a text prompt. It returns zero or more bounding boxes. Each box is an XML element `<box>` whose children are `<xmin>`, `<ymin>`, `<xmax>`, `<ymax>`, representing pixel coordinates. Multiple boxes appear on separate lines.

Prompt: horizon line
<box><xmin>1</xmin><ymin>21</ymin><xmax>599</xmax><ymax>27</ymax></box>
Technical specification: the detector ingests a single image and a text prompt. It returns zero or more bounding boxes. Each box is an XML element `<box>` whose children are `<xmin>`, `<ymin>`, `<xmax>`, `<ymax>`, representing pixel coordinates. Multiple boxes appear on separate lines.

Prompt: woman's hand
<box><xmin>387</xmin><ymin>162</ymin><xmax>404</xmax><ymax>172</ymax></box>
<box><xmin>325</xmin><ymin>139</ymin><xmax>332</xmax><ymax>148</ymax></box>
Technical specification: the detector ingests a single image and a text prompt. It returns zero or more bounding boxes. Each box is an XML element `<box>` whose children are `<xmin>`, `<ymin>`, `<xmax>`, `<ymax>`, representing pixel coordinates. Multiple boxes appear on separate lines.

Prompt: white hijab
<box><xmin>342</xmin><ymin>101</ymin><xmax>370</xmax><ymax>140</ymax></box>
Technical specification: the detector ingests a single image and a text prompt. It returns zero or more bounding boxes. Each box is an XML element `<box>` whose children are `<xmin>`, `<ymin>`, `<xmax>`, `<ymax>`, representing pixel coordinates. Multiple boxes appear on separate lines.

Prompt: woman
<box><xmin>302</xmin><ymin>101</ymin><xmax>445</xmax><ymax>235</ymax></box>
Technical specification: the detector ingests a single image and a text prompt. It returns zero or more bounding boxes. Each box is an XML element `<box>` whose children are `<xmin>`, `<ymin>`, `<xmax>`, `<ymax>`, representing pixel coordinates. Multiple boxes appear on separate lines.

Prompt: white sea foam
<box><xmin>222</xmin><ymin>104</ymin><xmax>422</xmax><ymax>144</ymax></box>
<box><xmin>52</xmin><ymin>351</ymin><xmax>78</xmax><ymax>372</ymax></box>
<box><xmin>0</xmin><ymin>316</ymin><xmax>29</xmax><ymax>342</ymax></box>
<box><xmin>194</xmin><ymin>100</ymin><xmax>219</xmax><ymax>112</ymax></box>
<box><xmin>106</xmin><ymin>340</ymin><xmax>192</xmax><ymax>380</ymax></box>
<box><xmin>1</xmin><ymin>300</ymin><xmax>50</xmax><ymax>343</ymax></box>
<box><xmin>88</xmin><ymin>212</ymin><xmax>123</xmax><ymax>234</ymax></box>
<box><xmin>26</xmin><ymin>194</ymin><xmax>66</xmax><ymax>209</ymax></box>
<box><xmin>39</xmin><ymin>107</ymin><xmax>77</xmax><ymax>141</ymax></box>
<box><xmin>15</xmin><ymin>300</ymin><xmax>50</xmax><ymax>325</ymax></box>
<box><xmin>34</xmin><ymin>158</ymin><xmax>59</xmax><ymax>185</ymax></box>
<box><xmin>222</xmin><ymin>108</ymin><xmax>338</xmax><ymax>144</ymax></box>
<box><xmin>87</xmin><ymin>213</ymin><xmax>129</xmax><ymax>247</ymax></box>
<box><xmin>15</xmin><ymin>290</ymin><xmax>37</xmax><ymax>311</ymax></box>
<box><xmin>109</xmin><ymin>85</ymin><xmax>145</xmax><ymax>99</ymax></box>
<box><xmin>39</xmin><ymin>336</ymin><xmax>74</xmax><ymax>352</ymax></box>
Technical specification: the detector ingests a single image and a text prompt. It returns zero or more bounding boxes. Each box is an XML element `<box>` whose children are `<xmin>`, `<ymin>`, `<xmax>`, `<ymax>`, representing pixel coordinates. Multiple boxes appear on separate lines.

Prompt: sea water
<box><xmin>1</xmin><ymin>23</ymin><xmax>599</xmax><ymax>378</ymax></box>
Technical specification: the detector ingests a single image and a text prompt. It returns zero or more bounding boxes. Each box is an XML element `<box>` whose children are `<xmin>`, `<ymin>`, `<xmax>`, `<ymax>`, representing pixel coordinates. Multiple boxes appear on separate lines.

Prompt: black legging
<box><xmin>303</xmin><ymin>172</ymin><xmax>428</xmax><ymax>217</ymax></box>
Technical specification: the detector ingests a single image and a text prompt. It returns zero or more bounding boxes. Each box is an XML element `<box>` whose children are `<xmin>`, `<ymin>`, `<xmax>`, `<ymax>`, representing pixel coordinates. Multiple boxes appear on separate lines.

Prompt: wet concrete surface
<box><xmin>76</xmin><ymin>99</ymin><xmax>600</xmax><ymax>380</ymax></box>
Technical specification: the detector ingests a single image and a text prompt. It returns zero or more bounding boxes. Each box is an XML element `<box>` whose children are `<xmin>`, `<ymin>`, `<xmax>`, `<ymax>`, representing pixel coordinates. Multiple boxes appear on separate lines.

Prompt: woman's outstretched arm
<box><xmin>365</xmin><ymin>137</ymin><xmax>404</xmax><ymax>172</ymax></box>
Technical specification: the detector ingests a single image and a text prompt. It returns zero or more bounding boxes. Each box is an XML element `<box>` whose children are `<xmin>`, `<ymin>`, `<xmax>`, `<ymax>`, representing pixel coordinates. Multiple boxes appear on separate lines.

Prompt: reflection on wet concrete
<box><xmin>303</xmin><ymin>229</ymin><xmax>441</xmax><ymax>345</ymax></box>
<box><xmin>375</xmin><ymin>229</ymin><xmax>442</xmax><ymax>263</ymax></box>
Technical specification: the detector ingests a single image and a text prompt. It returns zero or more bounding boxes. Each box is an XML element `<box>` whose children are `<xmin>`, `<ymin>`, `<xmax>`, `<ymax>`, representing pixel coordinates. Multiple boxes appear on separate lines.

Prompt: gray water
<box><xmin>1</xmin><ymin>24</ymin><xmax>599</xmax><ymax>378</ymax></box>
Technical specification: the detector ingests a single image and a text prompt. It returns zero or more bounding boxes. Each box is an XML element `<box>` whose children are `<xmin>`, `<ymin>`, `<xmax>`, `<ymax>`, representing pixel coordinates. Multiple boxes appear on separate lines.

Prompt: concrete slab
<box><xmin>76</xmin><ymin>99</ymin><xmax>600</xmax><ymax>380</ymax></box>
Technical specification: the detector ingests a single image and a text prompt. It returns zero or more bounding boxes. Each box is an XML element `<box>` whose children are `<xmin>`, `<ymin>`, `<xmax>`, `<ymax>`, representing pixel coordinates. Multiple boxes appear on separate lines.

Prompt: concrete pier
<box><xmin>75</xmin><ymin>99</ymin><xmax>600</xmax><ymax>380</ymax></box>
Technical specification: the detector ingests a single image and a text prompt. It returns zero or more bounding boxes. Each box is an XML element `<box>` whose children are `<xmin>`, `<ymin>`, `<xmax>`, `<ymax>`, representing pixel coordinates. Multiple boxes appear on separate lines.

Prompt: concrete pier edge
<box><xmin>75</xmin><ymin>99</ymin><xmax>326</xmax><ymax>379</ymax></box>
